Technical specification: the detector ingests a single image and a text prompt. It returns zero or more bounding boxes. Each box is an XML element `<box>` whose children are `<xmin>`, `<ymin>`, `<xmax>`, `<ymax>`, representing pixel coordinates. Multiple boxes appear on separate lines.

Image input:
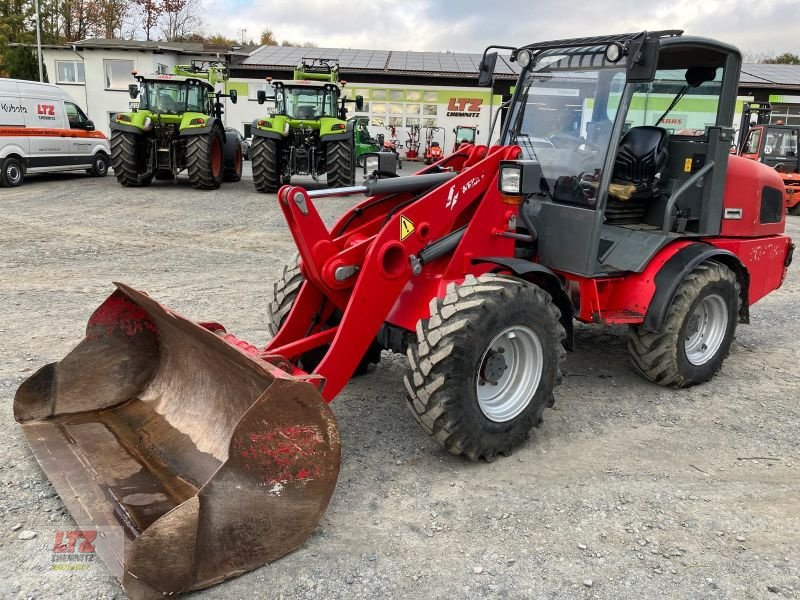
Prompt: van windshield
<box><xmin>139</xmin><ymin>81</ymin><xmax>207</xmax><ymax>114</ymax></box>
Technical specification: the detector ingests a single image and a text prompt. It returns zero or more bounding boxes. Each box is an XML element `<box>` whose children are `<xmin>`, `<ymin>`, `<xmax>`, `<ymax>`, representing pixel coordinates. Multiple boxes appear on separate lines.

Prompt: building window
<box><xmin>156</xmin><ymin>63</ymin><xmax>169</xmax><ymax>75</ymax></box>
<box><xmin>56</xmin><ymin>61</ymin><xmax>85</xmax><ymax>84</ymax></box>
<box><xmin>371</xmin><ymin>102</ymin><xmax>386</xmax><ymax>115</ymax></box>
<box><xmin>388</xmin><ymin>103</ymin><xmax>404</xmax><ymax>115</ymax></box>
<box><xmin>406</xmin><ymin>103</ymin><xmax>420</xmax><ymax>115</ymax></box>
<box><xmin>371</xmin><ymin>117</ymin><xmax>385</xmax><ymax>127</ymax></box>
<box><xmin>423</xmin><ymin>91</ymin><xmax>438</xmax><ymax>102</ymax></box>
<box><xmin>355</xmin><ymin>102</ymin><xmax>369</xmax><ymax>113</ymax></box>
<box><xmin>423</xmin><ymin>118</ymin><xmax>437</xmax><ymax>128</ymax></box>
<box><xmin>389</xmin><ymin>90</ymin><xmax>404</xmax><ymax>101</ymax></box>
<box><xmin>406</xmin><ymin>90</ymin><xmax>423</xmax><ymax>102</ymax></box>
<box><xmin>406</xmin><ymin>117</ymin><xmax>420</xmax><ymax>126</ymax></box>
<box><xmin>423</xmin><ymin>104</ymin><xmax>438</xmax><ymax>116</ymax></box>
<box><xmin>388</xmin><ymin>116</ymin><xmax>403</xmax><ymax>126</ymax></box>
<box><xmin>104</xmin><ymin>59</ymin><xmax>135</xmax><ymax>90</ymax></box>
<box><xmin>372</xmin><ymin>89</ymin><xmax>387</xmax><ymax>100</ymax></box>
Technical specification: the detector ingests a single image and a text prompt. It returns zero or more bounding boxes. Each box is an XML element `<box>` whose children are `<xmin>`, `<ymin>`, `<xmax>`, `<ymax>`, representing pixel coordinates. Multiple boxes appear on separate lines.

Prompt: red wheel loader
<box><xmin>14</xmin><ymin>31</ymin><xmax>794</xmax><ymax>599</ymax></box>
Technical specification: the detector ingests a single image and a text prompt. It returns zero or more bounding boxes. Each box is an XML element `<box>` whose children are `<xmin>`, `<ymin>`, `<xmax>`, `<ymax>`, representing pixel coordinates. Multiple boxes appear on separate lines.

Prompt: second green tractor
<box><xmin>251</xmin><ymin>58</ymin><xmax>364</xmax><ymax>192</ymax></box>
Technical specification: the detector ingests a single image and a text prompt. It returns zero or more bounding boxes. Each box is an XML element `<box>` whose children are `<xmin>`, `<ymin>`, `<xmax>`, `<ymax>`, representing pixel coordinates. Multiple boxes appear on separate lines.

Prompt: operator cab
<box><xmin>482</xmin><ymin>31</ymin><xmax>744</xmax><ymax>276</ymax></box>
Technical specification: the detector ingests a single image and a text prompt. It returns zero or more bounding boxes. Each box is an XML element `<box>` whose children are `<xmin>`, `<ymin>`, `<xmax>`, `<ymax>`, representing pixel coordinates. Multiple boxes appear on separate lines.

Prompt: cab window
<box><xmin>743</xmin><ymin>129</ymin><xmax>762</xmax><ymax>154</ymax></box>
<box><xmin>65</xmin><ymin>102</ymin><xmax>88</xmax><ymax>129</ymax></box>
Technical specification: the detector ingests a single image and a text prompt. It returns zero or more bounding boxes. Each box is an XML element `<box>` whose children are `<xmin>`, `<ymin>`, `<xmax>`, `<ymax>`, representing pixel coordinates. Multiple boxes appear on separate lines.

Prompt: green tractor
<box><xmin>251</xmin><ymin>58</ymin><xmax>363</xmax><ymax>192</ymax></box>
<box><xmin>110</xmin><ymin>61</ymin><xmax>242</xmax><ymax>189</ymax></box>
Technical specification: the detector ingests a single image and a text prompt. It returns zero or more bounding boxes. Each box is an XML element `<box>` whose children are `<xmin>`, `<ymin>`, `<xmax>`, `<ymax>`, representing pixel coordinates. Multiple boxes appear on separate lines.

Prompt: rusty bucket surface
<box><xmin>14</xmin><ymin>284</ymin><xmax>340</xmax><ymax>599</ymax></box>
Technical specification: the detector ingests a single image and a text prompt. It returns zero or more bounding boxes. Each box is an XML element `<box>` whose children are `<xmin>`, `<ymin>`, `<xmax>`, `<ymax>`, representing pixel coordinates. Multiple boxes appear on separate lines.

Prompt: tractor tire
<box><xmin>222</xmin><ymin>132</ymin><xmax>243</xmax><ymax>182</ymax></box>
<box><xmin>326</xmin><ymin>140</ymin><xmax>354</xmax><ymax>187</ymax></box>
<box><xmin>404</xmin><ymin>274</ymin><xmax>566</xmax><ymax>462</ymax></box>
<box><xmin>87</xmin><ymin>152</ymin><xmax>109</xmax><ymax>177</ymax></box>
<box><xmin>628</xmin><ymin>261</ymin><xmax>739</xmax><ymax>388</ymax></box>
<box><xmin>267</xmin><ymin>258</ymin><xmax>381</xmax><ymax>374</ymax></box>
<box><xmin>252</xmin><ymin>137</ymin><xmax>281</xmax><ymax>193</ymax></box>
<box><xmin>110</xmin><ymin>131</ymin><xmax>150</xmax><ymax>187</ymax></box>
<box><xmin>788</xmin><ymin>203</ymin><xmax>800</xmax><ymax>216</ymax></box>
<box><xmin>186</xmin><ymin>129</ymin><xmax>224</xmax><ymax>190</ymax></box>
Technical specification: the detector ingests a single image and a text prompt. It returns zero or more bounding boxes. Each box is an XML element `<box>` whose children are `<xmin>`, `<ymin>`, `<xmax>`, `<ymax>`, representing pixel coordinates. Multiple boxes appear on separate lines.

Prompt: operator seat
<box><xmin>295</xmin><ymin>105</ymin><xmax>315</xmax><ymax>120</ymax></box>
<box><xmin>606</xmin><ymin>126</ymin><xmax>670</xmax><ymax>224</ymax></box>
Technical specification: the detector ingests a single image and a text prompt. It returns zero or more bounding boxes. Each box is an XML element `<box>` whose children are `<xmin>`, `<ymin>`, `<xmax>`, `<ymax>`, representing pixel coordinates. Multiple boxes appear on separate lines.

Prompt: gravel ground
<box><xmin>1</xmin><ymin>166</ymin><xmax>799</xmax><ymax>600</ymax></box>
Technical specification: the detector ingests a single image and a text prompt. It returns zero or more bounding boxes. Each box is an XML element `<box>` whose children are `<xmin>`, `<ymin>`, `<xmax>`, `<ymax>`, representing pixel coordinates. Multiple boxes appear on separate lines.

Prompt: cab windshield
<box><xmin>139</xmin><ymin>81</ymin><xmax>208</xmax><ymax>114</ymax></box>
<box><xmin>456</xmin><ymin>127</ymin><xmax>476</xmax><ymax>144</ymax></box>
<box><xmin>764</xmin><ymin>127</ymin><xmax>798</xmax><ymax>157</ymax></box>
<box><xmin>278</xmin><ymin>85</ymin><xmax>338</xmax><ymax>120</ymax></box>
<box><xmin>506</xmin><ymin>49</ymin><xmax>626</xmax><ymax>201</ymax></box>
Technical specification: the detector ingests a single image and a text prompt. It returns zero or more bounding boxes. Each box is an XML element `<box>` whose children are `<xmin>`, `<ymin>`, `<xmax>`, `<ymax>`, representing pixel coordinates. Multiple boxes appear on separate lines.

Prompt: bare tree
<box><xmin>92</xmin><ymin>0</ymin><xmax>129</xmax><ymax>38</ymax></box>
<box><xmin>160</xmin><ymin>0</ymin><xmax>201</xmax><ymax>42</ymax></box>
<box><xmin>134</xmin><ymin>0</ymin><xmax>163</xmax><ymax>41</ymax></box>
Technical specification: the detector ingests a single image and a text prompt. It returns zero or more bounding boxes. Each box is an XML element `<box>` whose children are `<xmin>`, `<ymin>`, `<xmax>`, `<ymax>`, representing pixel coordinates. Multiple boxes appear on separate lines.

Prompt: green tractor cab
<box><xmin>250</xmin><ymin>58</ymin><xmax>365</xmax><ymax>192</ymax></box>
<box><xmin>350</xmin><ymin>116</ymin><xmax>381</xmax><ymax>167</ymax></box>
<box><xmin>109</xmin><ymin>61</ymin><xmax>242</xmax><ymax>189</ymax></box>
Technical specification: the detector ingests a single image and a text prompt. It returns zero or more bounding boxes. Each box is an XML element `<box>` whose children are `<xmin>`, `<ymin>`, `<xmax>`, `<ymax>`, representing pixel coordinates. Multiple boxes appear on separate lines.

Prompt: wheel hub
<box><xmin>480</xmin><ymin>349</ymin><xmax>507</xmax><ymax>384</ymax></box>
<box><xmin>476</xmin><ymin>325</ymin><xmax>544</xmax><ymax>423</ymax></box>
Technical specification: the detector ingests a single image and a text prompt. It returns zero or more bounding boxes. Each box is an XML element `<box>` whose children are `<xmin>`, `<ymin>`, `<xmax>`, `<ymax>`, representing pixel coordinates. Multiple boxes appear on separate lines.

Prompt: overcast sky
<box><xmin>201</xmin><ymin>0</ymin><xmax>799</xmax><ymax>59</ymax></box>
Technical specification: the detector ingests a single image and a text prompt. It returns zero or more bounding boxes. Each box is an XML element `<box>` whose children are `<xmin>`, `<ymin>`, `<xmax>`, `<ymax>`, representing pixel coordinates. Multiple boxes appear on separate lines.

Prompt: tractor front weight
<box><xmin>265</xmin><ymin>143</ymin><xmax>523</xmax><ymax>400</ymax></box>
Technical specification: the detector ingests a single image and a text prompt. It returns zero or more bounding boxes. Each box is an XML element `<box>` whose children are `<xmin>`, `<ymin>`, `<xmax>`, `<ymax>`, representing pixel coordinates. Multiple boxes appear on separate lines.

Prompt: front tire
<box><xmin>628</xmin><ymin>261</ymin><xmax>739</xmax><ymax>387</ymax></box>
<box><xmin>788</xmin><ymin>202</ymin><xmax>800</xmax><ymax>216</ymax></box>
<box><xmin>326</xmin><ymin>139</ymin><xmax>354</xmax><ymax>187</ymax></box>
<box><xmin>252</xmin><ymin>137</ymin><xmax>281</xmax><ymax>193</ymax></box>
<box><xmin>1</xmin><ymin>156</ymin><xmax>24</xmax><ymax>187</ymax></box>
<box><xmin>110</xmin><ymin>130</ymin><xmax>152</xmax><ymax>186</ymax></box>
<box><xmin>186</xmin><ymin>129</ymin><xmax>224</xmax><ymax>190</ymax></box>
<box><xmin>404</xmin><ymin>274</ymin><xmax>566</xmax><ymax>461</ymax></box>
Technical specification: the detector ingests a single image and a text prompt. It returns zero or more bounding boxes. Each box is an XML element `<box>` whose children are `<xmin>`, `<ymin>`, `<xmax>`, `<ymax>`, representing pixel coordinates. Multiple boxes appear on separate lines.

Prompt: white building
<box><xmin>30</xmin><ymin>39</ymin><xmax>250</xmax><ymax>136</ymax></box>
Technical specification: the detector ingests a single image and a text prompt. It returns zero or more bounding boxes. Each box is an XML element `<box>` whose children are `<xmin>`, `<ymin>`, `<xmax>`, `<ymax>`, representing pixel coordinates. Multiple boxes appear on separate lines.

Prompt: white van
<box><xmin>0</xmin><ymin>78</ymin><xmax>110</xmax><ymax>187</ymax></box>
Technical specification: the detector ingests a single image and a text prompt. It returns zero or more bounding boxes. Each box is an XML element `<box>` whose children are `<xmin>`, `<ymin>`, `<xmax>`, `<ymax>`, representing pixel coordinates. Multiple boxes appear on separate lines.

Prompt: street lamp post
<box><xmin>34</xmin><ymin>0</ymin><xmax>43</xmax><ymax>82</ymax></box>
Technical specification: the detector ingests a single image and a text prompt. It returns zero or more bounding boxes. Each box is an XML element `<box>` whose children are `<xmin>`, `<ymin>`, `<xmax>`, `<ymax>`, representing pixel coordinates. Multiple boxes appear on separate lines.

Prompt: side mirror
<box><xmin>478</xmin><ymin>52</ymin><xmax>498</xmax><ymax>87</ymax></box>
<box><xmin>257</xmin><ymin>90</ymin><xmax>266</xmax><ymax>105</ymax></box>
<box><xmin>229</xmin><ymin>89</ymin><xmax>238</xmax><ymax>104</ymax></box>
<box><xmin>128</xmin><ymin>84</ymin><xmax>139</xmax><ymax>99</ymax></box>
<box><xmin>355</xmin><ymin>95</ymin><xmax>364</xmax><ymax>111</ymax></box>
<box><xmin>84</xmin><ymin>119</ymin><xmax>95</xmax><ymax>131</ymax></box>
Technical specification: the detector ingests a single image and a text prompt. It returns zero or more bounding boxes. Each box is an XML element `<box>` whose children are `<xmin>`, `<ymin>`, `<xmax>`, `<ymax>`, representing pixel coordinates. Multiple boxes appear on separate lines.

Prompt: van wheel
<box><xmin>87</xmin><ymin>153</ymin><xmax>109</xmax><ymax>177</ymax></box>
<box><xmin>1</xmin><ymin>157</ymin><xmax>24</xmax><ymax>187</ymax></box>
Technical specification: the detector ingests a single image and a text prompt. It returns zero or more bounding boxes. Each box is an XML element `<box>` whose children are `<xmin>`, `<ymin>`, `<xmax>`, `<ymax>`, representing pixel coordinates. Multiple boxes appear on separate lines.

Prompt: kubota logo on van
<box><xmin>37</xmin><ymin>104</ymin><xmax>57</xmax><ymax>120</ymax></box>
<box><xmin>0</xmin><ymin>102</ymin><xmax>27</xmax><ymax>114</ymax></box>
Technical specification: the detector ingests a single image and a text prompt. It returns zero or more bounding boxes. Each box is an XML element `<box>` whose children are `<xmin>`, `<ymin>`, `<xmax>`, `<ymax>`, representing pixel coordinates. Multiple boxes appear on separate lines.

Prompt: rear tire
<box><xmin>788</xmin><ymin>203</ymin><xmax>800</xmax><ymax>216</ymax></box>
<box><xmin>252</xmin><ymin>136</ymin><xmax>281</xmax><ymax>193</ymax></box>
<box><xmin>404</xmin><ymin>274</ymin><xmax>566</xmax><ymax>461</ymax></box>
<box><xmin>326</xmin><ymin>140</ymin><xmax>353</xmax><ymax>187</ymax></box>
<box><xmin>1</xmin><ymin>156</ymin><xmax>24</xmax><ymax>187</ymax></box>
<box><xmin>186</xmin><ymin>129</ymin><xmax>224</xmax><ymax>190</ymax></box>
<box><xmin>267</xmin><ymin>258</ymin><xmax>380</xmax><ymax>374</ymax></box>
<box><xmin>88</xmin><ymin>153</ymin><xmax>109</xmax><ymax>177</ymax></box>
<box><xmin>110</xmin><ymin>131</ymin><xmax>150</xmax><ymax>186</ymax></box>
<box><xmin>628</xmin><ymin>261</ymin><xmax>739</xmax><ymax>387</ymax></box>
<box><xmin>223</xmin><ymin>145</ymin><xmax>243</xmax><ymax>182</ymax></box>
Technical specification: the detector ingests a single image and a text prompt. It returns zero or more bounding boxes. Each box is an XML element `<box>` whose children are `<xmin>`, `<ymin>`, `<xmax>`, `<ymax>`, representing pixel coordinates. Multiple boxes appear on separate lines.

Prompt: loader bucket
<box><xmin>13</xmin><ymin>284</ymin><xmax>340</xmax><ymax>599</ymax></box>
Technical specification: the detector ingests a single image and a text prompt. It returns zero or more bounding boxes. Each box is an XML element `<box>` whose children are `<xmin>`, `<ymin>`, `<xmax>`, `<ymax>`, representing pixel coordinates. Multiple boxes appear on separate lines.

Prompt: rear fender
<box><xmin>473</xmin><ymin>257</ymin><xmax>575</xmax><ymax>350</ymax></box>
<box><xmin>252</xmin><ymin>115</ymin><xmax>287</xmax><ymax>140</ymax></box>
<box><xmin>643</xmin><ymin>243</ymin><xmax>748</xmax><ymax>333</ymax></box>
<box><xmin>179</xmin><ymin>115</ymin><xmax>220</xmax><ymax>137</ymax></box>
<box><xmin>319</xmin><ymin>117</ymin><xmax>349</xmax><ymax>142</ymax></box>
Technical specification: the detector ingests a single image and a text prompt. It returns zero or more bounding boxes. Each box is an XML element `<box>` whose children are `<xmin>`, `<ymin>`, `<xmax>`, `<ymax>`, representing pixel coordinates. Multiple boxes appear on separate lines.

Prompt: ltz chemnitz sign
<box><xmin>446</xmin><ymin>97</ymin><xmax>483</xmax><ymax>118</ymax></box>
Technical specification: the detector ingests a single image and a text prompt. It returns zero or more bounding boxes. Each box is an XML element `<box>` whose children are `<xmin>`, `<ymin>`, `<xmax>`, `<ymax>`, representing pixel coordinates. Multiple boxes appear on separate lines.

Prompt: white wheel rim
<box><xmin>684</xmin><ymin>294</ymin><xmax>728</xmax><ymax>366</ymax></box>
<box><xmin>476</xmin><ymin>325</ymin><xmax>543</xmax><ymax>422</ymax></box>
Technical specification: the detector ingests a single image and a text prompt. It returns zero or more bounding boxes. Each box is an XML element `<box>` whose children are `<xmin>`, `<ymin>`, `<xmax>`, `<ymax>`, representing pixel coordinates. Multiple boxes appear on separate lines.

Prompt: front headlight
<box><xmin>499</xmin><ymin>164</ymin><xmax>522</xmax><ymax>195</ymax></box>
<box><xmin>516</xmin><ymin>49</ymin><xmax>532</xmax><ymax>69</ymax></box>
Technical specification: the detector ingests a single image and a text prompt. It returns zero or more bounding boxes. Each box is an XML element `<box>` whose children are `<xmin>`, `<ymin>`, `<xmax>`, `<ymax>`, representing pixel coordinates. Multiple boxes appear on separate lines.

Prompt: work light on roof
<box><xmin>516</xmin><ymin>49</ymin><xmax>532</xmax><ymax>68</ymax></box>
<box><xmin>605</xmin><ymin>42</ymin><xmax>623</xmax><ymax>63</ymax></box>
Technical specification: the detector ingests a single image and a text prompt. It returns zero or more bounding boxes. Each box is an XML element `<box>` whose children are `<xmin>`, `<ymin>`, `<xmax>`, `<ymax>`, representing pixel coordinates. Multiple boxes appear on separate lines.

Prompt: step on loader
<box><xmin>15</xmin><ymin>31</ymin><xmax>794</xmax><ymax>599</ymax></box>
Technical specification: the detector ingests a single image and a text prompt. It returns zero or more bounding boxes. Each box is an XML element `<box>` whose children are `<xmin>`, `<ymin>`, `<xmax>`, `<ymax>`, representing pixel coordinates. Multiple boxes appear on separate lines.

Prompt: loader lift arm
<box><xmin>264</xmin><ymin>143</ymin><xmax>523</xmax><ymax>399</ymax></box>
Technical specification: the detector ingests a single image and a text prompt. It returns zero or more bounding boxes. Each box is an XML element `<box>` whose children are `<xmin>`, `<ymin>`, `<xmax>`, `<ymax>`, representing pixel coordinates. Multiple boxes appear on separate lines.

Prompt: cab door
<box><xmin>740</xmin><ymin>127</ymin><xmax>763</xmax><ymax>162</ymax></box>
<box><xmin>64</xmin><ymin>102</ymin><xmax>94</xmax><ymax>167</ymax></box>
